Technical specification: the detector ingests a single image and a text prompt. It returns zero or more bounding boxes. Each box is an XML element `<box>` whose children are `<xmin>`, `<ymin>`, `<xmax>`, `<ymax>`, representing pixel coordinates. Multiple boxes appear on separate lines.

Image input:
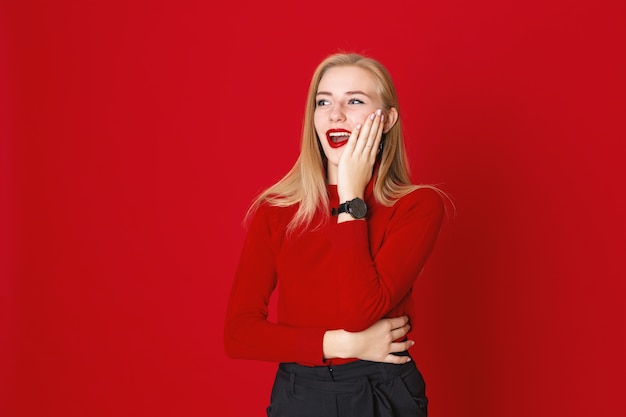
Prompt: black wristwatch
<box><xmin>334</xmin><ymin>197</ymin><xmax>368</xmax><ymax>219</ymax></box>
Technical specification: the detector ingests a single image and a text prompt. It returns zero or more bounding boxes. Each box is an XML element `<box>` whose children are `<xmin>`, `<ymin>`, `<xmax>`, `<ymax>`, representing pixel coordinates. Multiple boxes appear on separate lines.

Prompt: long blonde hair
<box><xmin>246</xmin><ymin>52</ymin><xmax>430</xmax><ymax>233</ymax></box>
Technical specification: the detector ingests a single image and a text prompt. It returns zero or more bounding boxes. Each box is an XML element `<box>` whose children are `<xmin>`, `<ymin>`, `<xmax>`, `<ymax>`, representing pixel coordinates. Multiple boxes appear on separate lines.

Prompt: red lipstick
<box><xmin>326</xmin><ymin>129</ymin><xmax>351</xmax><ymax>148</ymax></box>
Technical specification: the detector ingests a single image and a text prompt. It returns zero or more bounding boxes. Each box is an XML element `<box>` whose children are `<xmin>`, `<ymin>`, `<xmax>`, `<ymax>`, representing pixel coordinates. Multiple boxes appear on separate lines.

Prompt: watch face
<box><xmin>349</xmin><ymin>198</ymin><xmax>367</xmax><ymax>219</ymax></box>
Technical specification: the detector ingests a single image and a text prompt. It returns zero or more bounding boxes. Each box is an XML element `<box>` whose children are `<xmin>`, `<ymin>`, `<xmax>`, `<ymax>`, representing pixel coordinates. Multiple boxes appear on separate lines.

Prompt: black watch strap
<box><xmin>332</xmin><ymin>198</ymin><xmax>367</xmax><ymax>219</ymax></box>
<box><xmin>336</xmin><ymin>201</ymin><xmax>350</xmax><ymax>215</ymax></box>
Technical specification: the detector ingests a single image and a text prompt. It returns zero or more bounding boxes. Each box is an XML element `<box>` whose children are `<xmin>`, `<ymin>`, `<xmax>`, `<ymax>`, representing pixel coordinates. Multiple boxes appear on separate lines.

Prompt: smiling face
<box><xmin>314</xmin><ymin>65</ymin><xmax>385</xmax><ymax>170</ymax></box>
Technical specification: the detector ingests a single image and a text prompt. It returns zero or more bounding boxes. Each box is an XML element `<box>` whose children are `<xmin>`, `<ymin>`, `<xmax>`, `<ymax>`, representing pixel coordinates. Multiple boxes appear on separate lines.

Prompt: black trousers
<box><xmin>266</xmin><ymin>357</ymin><xmax>428</xmax><ymax>417</ymax></box>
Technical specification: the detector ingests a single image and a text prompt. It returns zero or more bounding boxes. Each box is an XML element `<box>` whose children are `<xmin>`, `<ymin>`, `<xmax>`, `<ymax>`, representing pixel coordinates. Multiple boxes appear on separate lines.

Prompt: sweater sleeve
<box><xmin>223</xmin><ymin>204</ymin><xmax>328</xmax><ymax>365</ymax></box>
<box><xmin>332</xmin><ymin>187</ymin><xmax>445</xmax><ymax>332</ymax></box>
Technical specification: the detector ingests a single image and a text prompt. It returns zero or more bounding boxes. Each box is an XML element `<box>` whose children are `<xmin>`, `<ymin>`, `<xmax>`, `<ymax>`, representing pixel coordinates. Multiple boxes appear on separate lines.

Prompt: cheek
<box><xmin>350</xmin><ymin>109</ymin><xmax>374</xmax><ymax>124</ymax></box>
<box><xmin>318</xmin><ymin>136</ymin><xmax>336</xmax><ymax>159</ymax></box>
<box><xmin>313</xmin><ymin>112</ymin><xmax>324</xmax><ymax>133</ymax></box>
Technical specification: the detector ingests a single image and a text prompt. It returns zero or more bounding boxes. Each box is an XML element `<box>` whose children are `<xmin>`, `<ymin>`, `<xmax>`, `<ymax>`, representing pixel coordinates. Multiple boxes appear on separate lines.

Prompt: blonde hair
<box><xmin>246</xmin><ymin>52</ymin><xmax>436</xmax><ymax>233</ymax></box>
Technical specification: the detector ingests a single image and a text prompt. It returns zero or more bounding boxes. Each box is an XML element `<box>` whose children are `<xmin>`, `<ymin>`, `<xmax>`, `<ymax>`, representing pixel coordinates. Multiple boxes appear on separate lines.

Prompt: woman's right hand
<box><xmin>323</xmin><ymin>316</ymin><xmax>414</xmax><ymax>364</ymax></box>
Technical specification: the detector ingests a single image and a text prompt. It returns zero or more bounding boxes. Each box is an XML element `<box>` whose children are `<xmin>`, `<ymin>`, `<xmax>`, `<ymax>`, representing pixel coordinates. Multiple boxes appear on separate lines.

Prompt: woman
<box><xmin>224</xmin><ymin>52</ymin><xmax>445</xmax><ymax>417</ymax></box>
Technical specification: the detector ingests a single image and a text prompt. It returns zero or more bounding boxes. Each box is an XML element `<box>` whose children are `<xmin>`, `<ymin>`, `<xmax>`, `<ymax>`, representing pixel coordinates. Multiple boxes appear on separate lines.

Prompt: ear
<box><xmin>383</xmin><ymin>107</ymin><xmax>399</xmax><ymax>133</ymax></box>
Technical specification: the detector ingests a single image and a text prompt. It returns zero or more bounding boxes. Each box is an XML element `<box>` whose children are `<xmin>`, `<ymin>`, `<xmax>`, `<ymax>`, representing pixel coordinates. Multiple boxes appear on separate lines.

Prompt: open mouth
<box><xmin>326</xmin><ymin>129</ymin><xmax>351</xmax><ymax>148</ymax></box>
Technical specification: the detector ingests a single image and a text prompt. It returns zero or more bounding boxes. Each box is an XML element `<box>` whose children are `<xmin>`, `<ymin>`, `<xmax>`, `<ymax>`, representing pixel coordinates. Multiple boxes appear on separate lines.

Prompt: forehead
<box><xmin>317</xmin><ymin>65</ymin><xmax>378</xmax><ymax>94</ymax></box>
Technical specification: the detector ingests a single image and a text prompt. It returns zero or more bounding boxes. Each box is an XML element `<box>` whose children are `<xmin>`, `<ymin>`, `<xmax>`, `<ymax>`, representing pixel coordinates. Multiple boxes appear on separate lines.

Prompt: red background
<box><xmin>2</xmin><ymin>1</ymin><xmax>625</xmax><ymax>416</ymax></box>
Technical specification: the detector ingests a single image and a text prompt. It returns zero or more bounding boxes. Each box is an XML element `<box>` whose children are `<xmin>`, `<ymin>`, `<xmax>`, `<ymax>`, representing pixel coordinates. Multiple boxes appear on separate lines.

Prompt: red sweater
<box><xmin>224</xmin><ymin>179</ymin><xmax>444</xmax><ymax>367</ymax></box>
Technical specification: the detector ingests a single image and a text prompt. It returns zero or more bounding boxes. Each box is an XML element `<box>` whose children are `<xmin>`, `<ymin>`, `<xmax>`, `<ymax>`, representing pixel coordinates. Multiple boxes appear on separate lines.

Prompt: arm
<box><xmin>223</xmin><ymin>204</ymin><xmax>327</xmax><ymax>365</ymax></box>
<box><xmin>224</xmin><ymin>204</ymin><xmax>418</xmax><ymax>366</ymax></box>
<box><xmin>332</xmin><ymin>187</ymin><xmax>445</xmax><ymax>332</ymax></box>
<box><xmin>334</xmin><ymin>110</ymin><xmax>445</xmax><ymax>331</ymax></box>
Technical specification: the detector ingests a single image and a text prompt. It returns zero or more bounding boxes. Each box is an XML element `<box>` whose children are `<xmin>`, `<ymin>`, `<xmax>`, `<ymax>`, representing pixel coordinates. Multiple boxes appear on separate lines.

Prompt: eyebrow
<box><xmin>316</xmin><ymin>90</ymin><xmax>372</xmax><ymax>97</ymax></box>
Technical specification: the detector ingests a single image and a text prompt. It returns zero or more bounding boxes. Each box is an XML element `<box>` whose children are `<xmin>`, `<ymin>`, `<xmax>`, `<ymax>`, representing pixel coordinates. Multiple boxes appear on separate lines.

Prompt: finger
<box><xmin>363</xmin><ymin>109</ymin><xmax>383</xmax><ymax>152</ymax></box>
<box><xmin>389</xmin><ymin>340</ymin><xmax>414</xmax><ymax>354</ymax></box>
<box><xmin>385</xmin><ymin>315</ymin><xmax>410</xmax><ymax>330</ymax></box>
<box><xmin>383</xmin><ymin>353</ymin><xmax>412</xmax><ymax>364</ymax></box>
<box><xmin>344</xmin><ymin>123</ymin><xmax>361</xmax><ymax>151</ymax></box>
<box><xmin>389</xmin><ymin>323</ymin><xmax>411</xmax><ymax>340</ymax></box>
<box><xmin>354</xmin><ymin>112</ymin><xmax>376</xmax><ymax>153</ymax></box>
<box><xmin>368</xmin><ymin>112</ymin><xmax>385</xmax><ymax>158</ymax></box>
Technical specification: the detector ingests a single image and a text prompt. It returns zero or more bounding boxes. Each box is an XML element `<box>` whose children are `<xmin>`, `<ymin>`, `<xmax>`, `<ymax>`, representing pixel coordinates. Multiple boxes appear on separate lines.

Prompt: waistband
<box><xmin>279</xmin><ymin>352</ymin><xmax>412</xmax><ymax>387</ymax></box>
<box><xmin>275</xmin><ymin>355</ymin><xmax>420</xmax><ymax>417</ymax></box>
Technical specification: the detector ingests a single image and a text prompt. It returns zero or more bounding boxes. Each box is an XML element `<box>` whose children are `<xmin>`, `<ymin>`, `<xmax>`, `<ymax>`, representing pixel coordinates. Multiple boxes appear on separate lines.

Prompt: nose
<box><xmin>329</xmin><ymin>104</ymin><xmax>346</xmax><ymax>122</ymax></box>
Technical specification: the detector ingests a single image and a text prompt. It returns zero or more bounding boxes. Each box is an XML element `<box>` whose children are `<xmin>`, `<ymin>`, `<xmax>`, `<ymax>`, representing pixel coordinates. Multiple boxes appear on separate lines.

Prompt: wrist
<box><xmin>337</xmin><ymin>212</ymin><xmax>364</xmax><ymax>223</ymax></box>
<box><xmin>334</xmin><ymin>197</ymin><xmax>367</xmax><ymax>221</ymax></box>
<box><xmin>337</xmin><ymin>193</ymin><xmax>363</xmax><ymax>203</ymax></box>
<box><xmin>323</xmin><ymin>329</ymin><xmax>353</xmax><ymax>359</ymax></box>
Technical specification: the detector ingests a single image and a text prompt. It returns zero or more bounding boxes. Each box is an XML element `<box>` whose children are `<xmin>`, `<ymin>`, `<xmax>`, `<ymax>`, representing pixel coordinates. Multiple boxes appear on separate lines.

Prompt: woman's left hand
<box><xmin>336</xmin><ymin>109</ymin><xmax>384</xmax><ymax>203</ymax></box>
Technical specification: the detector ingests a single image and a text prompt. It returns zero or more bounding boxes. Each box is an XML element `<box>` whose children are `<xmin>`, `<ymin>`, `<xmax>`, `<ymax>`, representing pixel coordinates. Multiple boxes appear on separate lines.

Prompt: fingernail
<box><xmin>376</xmin><ymin>109</ymin><xmax>382</xmax><ymax>116</ymax></box>
<box><xmin>356</xmin><ymin>123</ymin><xmax>362</xmax><ymax>129</ymax></box>
<box><xmin>406</xmin><ymin>357</ymin><xmax>412</xmax><ymax>362</ymax></box>
<box><xmin>411</xmin><ymin>341</ymin><xmax>415</xmax><ymax>346</ymax></box>
<box><xmin>370</xmin><ymin>113</ymin><xmax>375</xmax><ymax>120</ymax></box>
<box><xmin>381</xmin><ymin>114</ymin><xmax>385</xmax><ymax>122</ymax></box>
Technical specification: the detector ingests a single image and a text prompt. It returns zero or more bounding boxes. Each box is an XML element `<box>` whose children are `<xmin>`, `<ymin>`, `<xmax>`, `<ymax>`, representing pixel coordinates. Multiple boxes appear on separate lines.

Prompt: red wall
<box><xmin>2</xmin><ymin>1</ymin><xmax>624</xmax><ymax>416</ymax></box>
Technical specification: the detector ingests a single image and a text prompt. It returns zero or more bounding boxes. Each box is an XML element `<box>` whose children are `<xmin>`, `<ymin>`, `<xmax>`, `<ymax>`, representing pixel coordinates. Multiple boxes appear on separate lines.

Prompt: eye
<box><xmin>348</xmin><ymin>98</ymin><xmax>364</xmax><ymax>104</ymax></box>
<box><xmin>317</xmin><ymin>99</ymin><xmax>330</xmax><ymax>107</ymax></box>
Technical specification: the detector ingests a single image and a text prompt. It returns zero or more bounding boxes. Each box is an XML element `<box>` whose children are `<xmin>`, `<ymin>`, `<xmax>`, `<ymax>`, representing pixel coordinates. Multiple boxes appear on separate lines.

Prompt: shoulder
<box><xmin>397</xmin><ymin>186</ymin><xmax>445</xmax><ymax>213</ymax></box>
<box><xmin>376</xmin><ymin>187</ymin><xmax>446</xmax><ymax>238</ymax></box>
<box><xmin>380</xmin><ymin>186</ymin><xmax>446</xmax><ymax>229</ymax></box>
<box><xmin>247</xmin><ymin>200</ymin><xmax>297</xmax><ymax>230</ymax></box>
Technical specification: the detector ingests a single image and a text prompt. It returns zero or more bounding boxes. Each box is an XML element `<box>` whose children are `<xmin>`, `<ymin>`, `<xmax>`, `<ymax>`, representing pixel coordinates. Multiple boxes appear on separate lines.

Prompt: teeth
<box><xmin>329</xmin><ymin>132</ymin><xmax>350</xmax><ymax>137</ymax></box>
